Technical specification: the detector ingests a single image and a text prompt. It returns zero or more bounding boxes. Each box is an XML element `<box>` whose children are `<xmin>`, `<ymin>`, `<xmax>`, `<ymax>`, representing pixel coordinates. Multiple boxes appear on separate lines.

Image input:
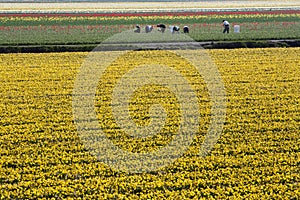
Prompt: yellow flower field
<box><xmin>0</xmin><ymin>48</ymin><xmax>299</xmax><ymax>199</ymax></box>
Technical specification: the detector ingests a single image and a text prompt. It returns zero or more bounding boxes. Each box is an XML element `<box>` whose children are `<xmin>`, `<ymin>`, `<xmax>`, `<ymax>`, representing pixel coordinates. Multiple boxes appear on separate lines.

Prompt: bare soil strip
<box><xmin>0</xmin><ymin>40</ymin><xmax>299</xmax><ymax>53</ymax></box>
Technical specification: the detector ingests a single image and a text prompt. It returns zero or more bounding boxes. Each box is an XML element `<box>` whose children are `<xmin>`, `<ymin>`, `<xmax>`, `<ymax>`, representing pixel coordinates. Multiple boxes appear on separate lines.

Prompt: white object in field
<box><xmin>169</xmin><ymin>26</ymin><xmax>174</xmax><ymax>33</ymax></box>
<box><xmin>234</xmin><ymin>25</ymin><xmax>240</xmax><ymax>33</ymax></box>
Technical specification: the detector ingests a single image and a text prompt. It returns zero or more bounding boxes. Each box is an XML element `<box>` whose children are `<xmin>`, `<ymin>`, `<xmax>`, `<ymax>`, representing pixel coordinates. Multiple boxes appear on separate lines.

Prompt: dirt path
<box><xmin>0</xmin><ymin>39</ymin><xmax>299</xmax><ymax>53</ymax></box>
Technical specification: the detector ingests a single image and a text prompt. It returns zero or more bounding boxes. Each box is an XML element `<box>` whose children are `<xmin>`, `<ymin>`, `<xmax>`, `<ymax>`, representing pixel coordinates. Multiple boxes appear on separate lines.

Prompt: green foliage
<box><xmin>0</xmin><ymin>13</ymin><xmax>299</xmax><ymax>45</ymax></box>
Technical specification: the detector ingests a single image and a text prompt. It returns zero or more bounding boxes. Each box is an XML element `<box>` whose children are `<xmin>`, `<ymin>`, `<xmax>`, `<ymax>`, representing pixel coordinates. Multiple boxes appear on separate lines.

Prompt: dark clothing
<box><xmin>145</xmin><ymin>25</ymin><xmax>153</xmax><ymax>33</ymax></box>
<box><xmin>134</xmin><ymin>26</ymin><xmax>141</xmax><ymax>33</ymax></box>
<box><xmin>173</xmin><ymin>26</ymin><xmax>179</xmax><ymax>31</ymax></box>
<box><xmin>183</xmin><ymin>26</ymin><xmax>189</xmax><ymax>33</ymax></box>
<box><xmin>157</xmin><ymin>24</ymin><xmax>166</xmax><ymax>33</ymax></box>
<box><xmin>157</xmin><ymin>24</ymin><xmax>166</xmax><ymax>29</ymax></box>
<box><xmin>223</xmin><ymin>25</ymin><xmax>229</xmax><ymax>33</ymax></box>
<box><xmin>222</xmin><ymin>20</ymin><xmax>230</xmax><ymax>34</ymax></box>
<box><xmin>173</xmin><ymin>26</ymin><xmax>180</xmax><ymax>33</ymax></box>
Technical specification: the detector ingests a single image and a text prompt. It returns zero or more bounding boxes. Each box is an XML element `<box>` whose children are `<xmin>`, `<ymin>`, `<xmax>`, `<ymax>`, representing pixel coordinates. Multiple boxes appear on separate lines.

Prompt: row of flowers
<box><xmin>0</xmin><ymin>48</ymin><xmax>299</xmax><ymax>198</ymax></box>
<box><xmin>0</xmin><ymin>9</ymin><xmax>299</xmax><ymax>18</ymax></box>
<box><xmin>1</xmin><ymin>13</ymin><xmax>300</xmax><ymax>20</ymax></box>
<box><xmin>0</xmin><ymin>13</ymin><xmax>299</xmax><ymax>28</ymax></box>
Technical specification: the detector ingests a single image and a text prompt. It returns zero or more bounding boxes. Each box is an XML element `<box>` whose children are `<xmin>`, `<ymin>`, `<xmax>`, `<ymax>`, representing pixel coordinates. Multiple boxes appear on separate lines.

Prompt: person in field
<box><xmin>222</xmin><ymin>20</ymin><xmax>230</xmax><ymax>34</ymax></box>
<box><xmin>183</xmin><ymin>26</ymin><xmax>189</xmax><ymax>33</ymax></box>
<box><xmin>172</xmin><ymin>26</ymin><xmax>180</xmax><ymax>34</ymax></box>
<box><xmin>134</xmin><ymin>25</ymin><xmax>141</xmax><ymax>33</ymax></box>
<box><xmin>145</xmin><ymin>25</ymin><xmax>153</xmax><ymax>33</ymax></box>
<box><xmin>157</xmin><ymin>24</ymin><xmax>166</xmax><ymax>33</ymax></box>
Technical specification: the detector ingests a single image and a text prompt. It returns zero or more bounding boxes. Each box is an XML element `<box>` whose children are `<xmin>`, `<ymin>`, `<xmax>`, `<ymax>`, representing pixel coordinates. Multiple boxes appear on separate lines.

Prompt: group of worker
<box><xmin>134</xmin><ymin>24</ymin><xmax>189</xmax><ymax>34</ymax></box>
<box><xmin>134</xmin><ymin>20</ymin><xmax>231</xmax><ymax>34</ymax></box>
